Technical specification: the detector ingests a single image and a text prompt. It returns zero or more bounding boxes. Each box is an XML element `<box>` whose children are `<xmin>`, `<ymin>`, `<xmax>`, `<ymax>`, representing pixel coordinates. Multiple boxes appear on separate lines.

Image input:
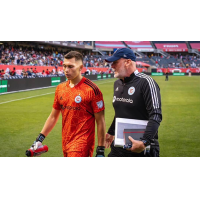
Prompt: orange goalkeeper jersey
<box><xmin>53</xmin><ymin>77</ymin><xmax>105</xmax><ymax>155</ymax></box>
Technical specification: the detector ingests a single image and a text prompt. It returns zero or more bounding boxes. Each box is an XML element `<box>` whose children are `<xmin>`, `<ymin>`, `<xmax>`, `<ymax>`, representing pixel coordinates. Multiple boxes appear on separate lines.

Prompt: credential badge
<box><xmin>128</xmin><ymin>87</ymin><xmax>135</xmax><ymax>95</ymax></box>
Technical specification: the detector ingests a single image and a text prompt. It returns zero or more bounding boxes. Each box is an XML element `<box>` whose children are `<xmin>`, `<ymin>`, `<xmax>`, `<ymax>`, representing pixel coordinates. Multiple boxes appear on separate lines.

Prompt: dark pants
<box><xmin>165</xmin><ymin>74</ymin><xmax>168</xmax><ymax>81</ymax></box>
<box><xmin>108</xmin><ymin>141</ymin><xmax>159</xmax><ymax>157</ymax></box>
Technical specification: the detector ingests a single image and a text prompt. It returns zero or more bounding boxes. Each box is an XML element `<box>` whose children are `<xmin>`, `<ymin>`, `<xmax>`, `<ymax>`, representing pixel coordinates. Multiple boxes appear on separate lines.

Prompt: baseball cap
<box><xmin>105</xmin><ymin>48</ymin><xmax>136</xmax><ymax>62</ymax></box>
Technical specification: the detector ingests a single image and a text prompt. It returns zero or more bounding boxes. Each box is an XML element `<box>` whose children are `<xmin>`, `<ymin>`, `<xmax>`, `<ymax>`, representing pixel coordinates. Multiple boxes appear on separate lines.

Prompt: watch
<box><xmin>141</xmin><ymin>140</ymin><xmax>150</xmax><ymax>147</ymax></box>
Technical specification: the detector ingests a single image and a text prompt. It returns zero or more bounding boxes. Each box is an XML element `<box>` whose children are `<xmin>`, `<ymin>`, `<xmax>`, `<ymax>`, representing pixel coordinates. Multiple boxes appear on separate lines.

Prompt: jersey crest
<box><xmin>75</xmin><ymin>95</ymin><xmax>82</xmax><ymax>103</ymax></box>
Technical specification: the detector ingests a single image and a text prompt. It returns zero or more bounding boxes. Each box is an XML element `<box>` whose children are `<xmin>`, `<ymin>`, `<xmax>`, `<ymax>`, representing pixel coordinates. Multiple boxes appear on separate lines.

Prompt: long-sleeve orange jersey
<box><xmin>53</xmin><ymin>77</ymin><xmax>105</xmax><ymax>156</ymax></box>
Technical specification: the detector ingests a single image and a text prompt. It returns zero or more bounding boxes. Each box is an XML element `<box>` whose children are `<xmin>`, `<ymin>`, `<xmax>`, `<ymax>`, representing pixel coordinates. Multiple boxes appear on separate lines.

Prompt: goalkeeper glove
<box><xmin>30</xmin><ymin>133</ymin><xmax>45</xmax><ymax>153</ymax></box>
<box><xmin>26</xmin><ymin>133</ymin><xmax>48</xmax><ymax>157</ymax></box>
<box><xmin>96</xmin><ymin>146</ymin><xmax>105</xmax><ymax>157</ymax></box>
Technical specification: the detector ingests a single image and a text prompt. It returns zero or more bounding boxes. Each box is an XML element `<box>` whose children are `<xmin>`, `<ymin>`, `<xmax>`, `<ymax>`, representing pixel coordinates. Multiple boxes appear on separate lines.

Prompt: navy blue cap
<box><xmin>105</xmin><ymin>48</ymin><xmax>136</xmax><ymax>62</ymax></box>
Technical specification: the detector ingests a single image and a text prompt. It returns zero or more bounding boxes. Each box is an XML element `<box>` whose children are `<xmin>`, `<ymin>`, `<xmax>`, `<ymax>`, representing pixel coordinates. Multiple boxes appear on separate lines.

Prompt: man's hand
<box><xmin>96</xmin><ymin>146</ymin><xmax>105</xmax><ymax>157</ymax></box>
<box><xmin>126</xmin><ymin>136</ymin><xmax>146</xmax><ymax>153</ymax></box>
<box><xmin>29</xmin><ymin>133</ymin><xmax>46</xmax><ymax>156</ymax></box>
<box><xmin>30</xmin><ymin>141</ymin><xmax>43</xmax><ymax>151</ymax></box>
<box><xmin>105</xmin><ymin>133</ymin><xmax>115</xmax><ymax>148</ymax></box>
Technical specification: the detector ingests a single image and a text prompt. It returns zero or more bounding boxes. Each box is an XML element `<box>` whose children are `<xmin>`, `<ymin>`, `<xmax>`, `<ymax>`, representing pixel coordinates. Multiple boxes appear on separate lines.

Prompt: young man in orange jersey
<box><xmin>28</xmin><ymin>51</ymin><xmax>106</xmax><ymax>157</ymax></box>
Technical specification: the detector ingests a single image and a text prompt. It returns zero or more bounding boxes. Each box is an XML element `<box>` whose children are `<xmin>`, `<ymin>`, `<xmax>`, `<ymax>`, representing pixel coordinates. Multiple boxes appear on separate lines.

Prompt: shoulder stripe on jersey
<box><xmin>136</xmin><ymin>73</ymin><xmax>159</xmax><ymax>109</ymax></box>
<box><xmin>136</xmin><ymin>73</ymin><xmax>160</xmax><ymax>121</ymax></box>
<box><xmin>84</xmin><ymin>79</ymin><xmax>100</xmax><ymax>95</ymax></box>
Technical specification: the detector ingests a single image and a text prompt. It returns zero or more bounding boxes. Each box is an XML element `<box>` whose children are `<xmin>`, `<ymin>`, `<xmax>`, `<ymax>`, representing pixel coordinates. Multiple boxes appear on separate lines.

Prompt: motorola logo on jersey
<box><xmin>60</xmin><ymin>105</ymin><xmax>81</xmax><ymax>111</ymax></box>
<box><xmin>128</xmin><ymin>87</ymin><xmax>135</xmax><ymax>95</ymax></box>
<box><xmin>75</xmin><ymin>95</ymin><xmax>82</xmax><ymax>103</ymax></box>
<box><xmin>113</xmin><ymin>96</ymin><xmax>133</xmax><ymax>104</ymax></box>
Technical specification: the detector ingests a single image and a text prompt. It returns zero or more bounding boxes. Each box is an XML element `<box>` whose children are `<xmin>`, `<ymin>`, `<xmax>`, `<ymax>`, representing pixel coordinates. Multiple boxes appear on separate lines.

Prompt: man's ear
<box><xmin>125</xmin><ymin>59</ymin><xmax>132</xmax><ymax>67</ymax></box>
<box><xmin>80</xmin><ymin>64</ymin><xmax>83</xmax><ymax>71</ymax></box>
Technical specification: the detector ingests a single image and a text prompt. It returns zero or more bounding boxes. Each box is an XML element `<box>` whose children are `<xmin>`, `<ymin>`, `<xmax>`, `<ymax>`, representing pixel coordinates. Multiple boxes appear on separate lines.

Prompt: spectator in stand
<box><xmin>26</xmin><ymin>68</ymin><xmax>32</xmax><ymax>76</ymax></box>
<box><xmin>42</xmin><ymin>70</ymin><xmax>46</xmax><ymax>76</ymax></box>
<box><xmin>45</xmin><ymin>69</ymin><xmax>50</xmax><ymax>76</ymax></box>
<box><xmin>58</xmin><ymin>69</ymin><xmax>63</xmax><ymax>75</ymax></box>
<box><xmin>22</xmin><ymin>68</ymin><xmax>27</xmax><ymax>78</ymax></box>
<box><xmin>17</xmin><ymin>57</ymin><xmax>20</xmax><ymax>65</ymax></box>
<box><xmin>11</xmin><ymin>67</ymin><xmax>16</xmax><ymax>76</ymax></box>
<box><xmin>33</xmin><ymin>67</ymin><xmax>38</xmax><ymax>74</ymax></box>
<box><xmin>1</xmin><ymin>69</ymin><xmax>5</xmax><ymax>79</ymax></box>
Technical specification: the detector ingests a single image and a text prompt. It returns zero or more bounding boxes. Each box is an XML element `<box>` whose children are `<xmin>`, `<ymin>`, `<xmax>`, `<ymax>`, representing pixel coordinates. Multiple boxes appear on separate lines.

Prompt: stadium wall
<box><xmin>0</xmin><ymin>74</ymin><xmax>115</xmax><ymax>94</ymax></box>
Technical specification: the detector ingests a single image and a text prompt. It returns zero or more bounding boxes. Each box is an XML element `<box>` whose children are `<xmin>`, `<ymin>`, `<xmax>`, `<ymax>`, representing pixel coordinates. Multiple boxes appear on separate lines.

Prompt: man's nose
<box><xmin>64</xmin><ymin>67</ymin><xmax>69</xmax><ymax>71</ymax></box>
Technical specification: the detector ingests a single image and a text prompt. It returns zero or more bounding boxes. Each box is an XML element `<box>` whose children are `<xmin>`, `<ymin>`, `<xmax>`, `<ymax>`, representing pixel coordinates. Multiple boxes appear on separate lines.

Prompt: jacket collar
<box><xmin>121</xmin><ymin>70</ymin><xmax>139</xmax><ymax>83</ymax></box>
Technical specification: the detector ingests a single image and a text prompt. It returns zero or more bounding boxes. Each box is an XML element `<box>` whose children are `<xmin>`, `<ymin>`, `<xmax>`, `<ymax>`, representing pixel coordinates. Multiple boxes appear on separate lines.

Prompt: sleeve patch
<box><xmin>96</xmin><ymin>100</ymin><xmax>103</xmax><ymax>109</ymax></box>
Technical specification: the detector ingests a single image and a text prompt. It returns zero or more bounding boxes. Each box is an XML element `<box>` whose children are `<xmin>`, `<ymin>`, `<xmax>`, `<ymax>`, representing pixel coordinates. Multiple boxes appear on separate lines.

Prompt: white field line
<box><xmin>0</xmin><ymin>79</ymin><xmax>115</xmax><ymax>105</ymax></box>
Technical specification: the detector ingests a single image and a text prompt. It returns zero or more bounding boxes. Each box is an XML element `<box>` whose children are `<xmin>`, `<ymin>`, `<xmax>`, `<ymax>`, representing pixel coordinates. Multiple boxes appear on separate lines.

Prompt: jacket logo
<box><xmin>60</xmin><ymin>96</ymin><xmax>63</xmax><ymax>100</ymax></box>
<box><xmin>115</xmin><ymin>87</ymin><xmax>119</xmax><ymax>91</ymax></box>
<box><xmin>113</xmin><ymin>96</ymin><xmax>133</xmax><ymax>104</ymax></box>
<box><xmin>128</xmin><ymin>87</ymin><xmax>135</xmax><ymax>95</ymax></box>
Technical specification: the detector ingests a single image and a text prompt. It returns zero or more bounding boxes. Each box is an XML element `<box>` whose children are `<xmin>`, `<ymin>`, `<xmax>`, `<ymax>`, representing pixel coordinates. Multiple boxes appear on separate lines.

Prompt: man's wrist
<box><xmin>96</xmin><ymin>146</ymin><xmax>105</xmax><ymax>157</ymax></box>
<box><xmin>36</xmin><ymin>133</ymin><xmax>46</xmax><ymax>143</ymax></box>
<box><xmin>140</xmin><ymin>139</ymin><xmax>150</xmax><ymax>147</ymax></box>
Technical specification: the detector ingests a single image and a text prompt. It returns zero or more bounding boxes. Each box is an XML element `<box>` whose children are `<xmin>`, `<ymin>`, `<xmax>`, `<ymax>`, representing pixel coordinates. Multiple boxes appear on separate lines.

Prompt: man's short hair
<box><xmin>64</xmin><ymin>51</ymin><xmax>83</xmax><ymax>63</ymax></box>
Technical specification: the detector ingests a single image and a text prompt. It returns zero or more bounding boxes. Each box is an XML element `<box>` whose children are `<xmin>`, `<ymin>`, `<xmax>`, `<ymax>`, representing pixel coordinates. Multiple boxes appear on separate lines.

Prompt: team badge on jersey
<box><xmin>75</xmin><ymin>95</ymin><xmax>82</xmax><ymax>103</ymax></box>
<box><xmin>128</xmin><ymin>87</ymin><xmax>135</xmax><ymax>95</ymax></box>
<box><xmin>96</xmin><ymin>100</ymin><xmax>103</xmax><ymax>109</ymax></box>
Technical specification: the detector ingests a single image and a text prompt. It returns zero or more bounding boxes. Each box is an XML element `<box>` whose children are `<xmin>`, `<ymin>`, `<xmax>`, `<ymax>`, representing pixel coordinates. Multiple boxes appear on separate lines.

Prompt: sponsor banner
<box><xmin>137</xmin><ymin>48</ymin><xmax>154</xmax><ymax>52</ymax></box>
<box><xmin>173</xmin><ymin>73</ymin><xmax>185</xmax><ymax>76</ymax></box>
<box><xmin>190</xmin><ymin>43</ymin><xmax>200</xmax><ymax>51</ymax></box>
<box><xmin>0</xmin><ymin>80</ymin><xmax>8</xmax><ymax>93</ymax></box>
<box><xmin>124</xmin><ymin>41</ymin><xmax>153</xmax><ymax>49</ymax></box>
<box><xmin>157</xmin><ymin>68</ymin><xmax>200</xmax><ymax>73</ymax></box>
<box><xmin>37</xmin><ymin>41</ymin><xmax>93</xmax><ymax>49</ymax></box>
<box><xmin>51</xmin><ymin>77</ymin><xmax>61</xmax><ymax>86</ymax></box>
<box><xmin>155</xmin><ymin>43</ymin><xmax>188</xmax><ymax>52</ymax></box>
<box><xmin>163</xmin><ymin>48</ymin><xmax>188</xmax><ymax>52</ymax></box>
<box><xmin>95</xmin><ymin>41</ymin><xmax>125</xmax><ymax>49</ymax></box>
<box><xmin>107</xmin><ymin>74</ymin><xmax>111</xmax><ymax>78</ymax></box>
<box><xmin>151</xmin><ymin>73</ymin><xmax>163</xmax><ymax>76</ymax></box>
<box><xmin>103</xmin><ymin>74</ymin><xmax>106</xmax><ymax>79</ymax></box>
<box><xmin>97</xmin><ymin>74</ymin><xmax>101</xmax><ymax>80</ymax></box>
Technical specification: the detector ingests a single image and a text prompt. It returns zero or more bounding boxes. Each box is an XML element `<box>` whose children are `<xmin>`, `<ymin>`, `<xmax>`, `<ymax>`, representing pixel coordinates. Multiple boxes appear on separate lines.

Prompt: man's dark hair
<box><xmin>64</xmin><ymin>51</ymin><xmax>83</xmax><ymax>63</ymax></box>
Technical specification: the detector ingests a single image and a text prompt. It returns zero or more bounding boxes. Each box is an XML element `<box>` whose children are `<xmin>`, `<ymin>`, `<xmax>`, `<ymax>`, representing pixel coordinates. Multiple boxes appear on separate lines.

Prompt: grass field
<box><xmin>0</xmin><ymin>76</ymin><xmax>200</xmax><ymax>157</ymax></box>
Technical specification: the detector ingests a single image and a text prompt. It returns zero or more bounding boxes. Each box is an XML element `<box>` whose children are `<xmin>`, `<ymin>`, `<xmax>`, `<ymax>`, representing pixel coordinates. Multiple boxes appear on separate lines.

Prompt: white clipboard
<box><xmin>114</xmin><ymin>118</ymin><xmax>148</xmax><ymax>147</ymax></box>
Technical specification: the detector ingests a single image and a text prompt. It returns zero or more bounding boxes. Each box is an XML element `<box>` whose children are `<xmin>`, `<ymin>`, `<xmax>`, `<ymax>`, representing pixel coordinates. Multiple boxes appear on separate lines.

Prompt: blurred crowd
<box><xmin>0</xmin><ymin>44</ymin><xmax>64</xmax><ymax>66</ymax></box>
<box><xmin>0</xmin><ymin>66</ymin><xmax>65</xmax><ymax>79</ymax></box>
<box><xmin>66</xmin><ymin>41</ymin><xmax>92</xmax><ymax>46</ymax></box>
<box><xmin>149</xmin><ymin>52</ymin><xmax>200</xmax><ymax>68</ymax></box>
<box><xmin>0</xmin><ymin>43</ymin><xmax>110</xmax><ymax>68</ymax></box>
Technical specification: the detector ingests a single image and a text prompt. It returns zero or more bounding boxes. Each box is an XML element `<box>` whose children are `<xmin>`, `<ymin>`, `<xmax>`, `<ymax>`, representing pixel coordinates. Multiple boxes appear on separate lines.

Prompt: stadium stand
<box><xmin>1</xmin><ymin>41</ymin><xmax>200</xmax><ymax>80</ymax></box>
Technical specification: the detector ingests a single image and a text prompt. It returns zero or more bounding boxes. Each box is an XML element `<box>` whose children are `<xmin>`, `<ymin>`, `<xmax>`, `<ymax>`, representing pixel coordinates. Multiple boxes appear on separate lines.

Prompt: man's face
<box><xmin>111</xmin><ymin>58</ymin><xmax>127</xmax><ymax>78</ymax></box>
<box><xmin>63</xmin><ymin>57</ymin><xmax>83</xmax><ymax>80</ymax></box>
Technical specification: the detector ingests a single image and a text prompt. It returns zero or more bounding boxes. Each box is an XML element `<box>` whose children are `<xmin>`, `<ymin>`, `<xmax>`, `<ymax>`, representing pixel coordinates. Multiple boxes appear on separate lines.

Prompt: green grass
<box><xmin>0</xmin><ymin>76</ymin><xmax>200</xmax><ymax>157</ymax></box>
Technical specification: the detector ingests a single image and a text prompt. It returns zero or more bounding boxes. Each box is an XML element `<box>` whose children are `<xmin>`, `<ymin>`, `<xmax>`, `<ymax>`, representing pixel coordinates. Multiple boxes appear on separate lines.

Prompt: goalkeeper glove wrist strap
<box><xmin>96</xmin><ymin>146</ymin><xmax>105</xmax><ymax>156</ymax></box>
<box><xmin>36</xmin><ymin>133</ymin><xmax>46</xmax><ymax>143</ymax></box>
